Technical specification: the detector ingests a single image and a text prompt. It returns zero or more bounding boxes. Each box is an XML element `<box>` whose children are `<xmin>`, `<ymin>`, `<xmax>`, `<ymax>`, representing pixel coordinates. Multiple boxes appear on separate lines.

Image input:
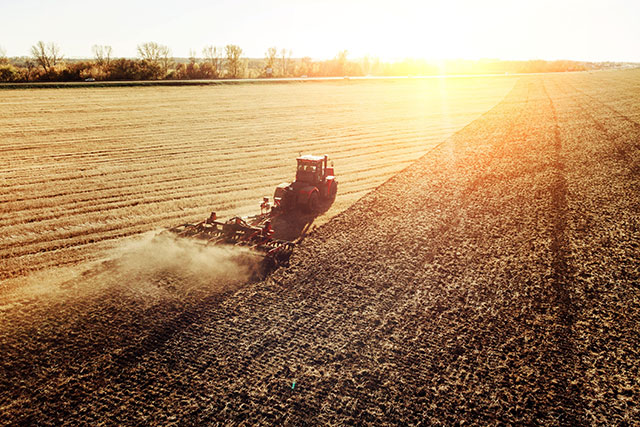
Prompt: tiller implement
<box><xmin>167</xmin><ymin>212</ymin><xmax>295</xmax><ymax>271</ymax></box>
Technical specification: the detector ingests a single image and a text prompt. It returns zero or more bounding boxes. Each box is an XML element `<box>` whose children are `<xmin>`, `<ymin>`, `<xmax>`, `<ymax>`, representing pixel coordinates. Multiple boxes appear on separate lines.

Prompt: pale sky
<box><xmin>1</xmin><ymin>0</ymin><xmax>639</xmax><ymax>61</ymax></box>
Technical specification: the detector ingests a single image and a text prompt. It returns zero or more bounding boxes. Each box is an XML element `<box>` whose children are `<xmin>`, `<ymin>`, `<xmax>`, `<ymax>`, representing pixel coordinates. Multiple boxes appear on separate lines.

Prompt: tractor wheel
<box><xmin>307</xmin><ymin>191</ymin><xmax>319</xmax><ymax>213</ymax></box>
<box><xmin>328</xmin><ymin>181</ymin><xmax>338</xmax><ymax>201</ymax></box>
<box><xmin>279</xmin><ymin>190</ymin><xmax>294</xmax><ymax>213</ymax></box>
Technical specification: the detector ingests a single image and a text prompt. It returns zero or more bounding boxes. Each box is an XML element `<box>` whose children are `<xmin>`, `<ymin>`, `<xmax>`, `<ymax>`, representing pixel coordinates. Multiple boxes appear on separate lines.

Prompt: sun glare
<box><xmin>2</xmin><ymin>0</ymin><xmax>638</xmax><ymax>61</ymax></box>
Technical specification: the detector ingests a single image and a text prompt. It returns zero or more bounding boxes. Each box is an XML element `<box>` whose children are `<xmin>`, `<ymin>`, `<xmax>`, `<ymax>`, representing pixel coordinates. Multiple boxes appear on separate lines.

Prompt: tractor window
<box><xmin>297</xmin><ymin>162</ymin><xmax>319</xmax><ymax>175</ymax></box>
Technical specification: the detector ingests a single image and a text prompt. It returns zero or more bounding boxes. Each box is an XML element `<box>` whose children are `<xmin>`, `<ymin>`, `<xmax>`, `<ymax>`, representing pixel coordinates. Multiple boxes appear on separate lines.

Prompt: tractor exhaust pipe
<box><xmin>324</xmin><ymin>154</ymin><xmax>328</xmax><ymax>171</ymax></box>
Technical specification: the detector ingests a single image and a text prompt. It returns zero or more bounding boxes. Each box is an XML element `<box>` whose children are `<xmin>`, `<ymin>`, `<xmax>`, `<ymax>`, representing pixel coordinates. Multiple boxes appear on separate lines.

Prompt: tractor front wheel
<box><xmin>307</xmin><ymin>191</ymin><xmax>319</xmax><ymax>213</ymax></box>
<box><xmin>278</xmin><ymin>190</ymin><xmax>294</xmax><ymax>213</ymax></box>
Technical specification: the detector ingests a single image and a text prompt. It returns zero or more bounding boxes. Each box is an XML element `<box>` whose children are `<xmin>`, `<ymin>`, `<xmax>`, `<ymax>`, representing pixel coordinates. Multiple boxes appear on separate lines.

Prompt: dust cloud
<box><xmin>106</xmin><ymin>231</ymin><xmax>258</xmax><ymax>300</ymax></box>
<box><xmin>1</xmin><ymin>232</ymin><xmax>259</xmax><ymax>309</ymax></box>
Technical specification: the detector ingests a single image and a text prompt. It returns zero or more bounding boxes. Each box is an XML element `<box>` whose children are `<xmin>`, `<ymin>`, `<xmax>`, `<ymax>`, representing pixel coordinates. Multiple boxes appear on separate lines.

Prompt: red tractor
<box><xmin>165</xmin><ymin>154</ymin><xmax>337</xmax><ymax>276</ymax></box>
<box><xmin>274</xmin><ymin>154</ymin><xmax>337</xmax><ymax>213</ymax></box>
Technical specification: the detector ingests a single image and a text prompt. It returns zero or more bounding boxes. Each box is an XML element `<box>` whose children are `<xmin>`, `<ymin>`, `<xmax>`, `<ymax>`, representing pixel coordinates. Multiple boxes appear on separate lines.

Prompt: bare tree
<box><xmin>159</xmin><ymin>50</ymin><xmax>172</xmax><ymax>75</ymax></box>
<box><xmin>298</xmin><ymin>56</ymin><xmax>313</xmax><ymax>77</ymax></box>
<box><xmin>188</xmin><ymin>49</ymin><xmax>198</xmax><ymax>65</ymax></box>
<box><xmin>277</xmin><ymin>48</ymin><xmax>293</xmax><ymax>77</ymax></box>
<box><xmin>224</xmin><ymin>44</ymin><xmax>244</xmax><ymax>78</ymax></box>
<box><xmin>280</xmin><ymin>48</ymin><xmax>287</xmax><ymax>77</ymax></box>
<box><xmin>0</xmin><ymin>46</ymin><xmax>8</xmax><ymax>65</ymax></box>
<box><xmin>264</xmin><ymin>47</ymin><xmax>277</xmax><ymax>76</ymax></box>
<box><xmin>92</xmin><ymin>45</ymin><xmax>113</xmax><ymax>68</ymax></box>
<box><xmin>202</xmin><ymin>45</ymin><xmax>222</xmax><ymax>78</ymax></box>
<box><xmin>137</xmin><ymin>41</ymin><xmax>162</xmax><ymax>62</ymax></box>
<box><xmin>362</xmin><ymin>55</ymin><xmax>371</xmax><ymax>75</ymax></box>
<box><xmin>181</xmin><ymin>49</ymin><xmax>200</xmax><ymax>79</ymax></box>
<box><xmin>137</xmin><ymin>42</ymin><xmax>172</xmax><ymax>75</ymax></box>
<box><xmin>286</xmin><ymin>49</ymin><xmax>293</xmax><ymax>76</ymax></box>
<box><xmin>336</xmin><ymin>50</ymin><xmax>348</xmax><ymax>75</ymax></box>
<box><xmin>30</xmin><ymin>41</ymin><xmax>62</xmax><ymax>74</ymax></box>
<box><xmin>24</xmin><ymin>59</ymin><xmax>36</xmax><ymax>82</ymax></box>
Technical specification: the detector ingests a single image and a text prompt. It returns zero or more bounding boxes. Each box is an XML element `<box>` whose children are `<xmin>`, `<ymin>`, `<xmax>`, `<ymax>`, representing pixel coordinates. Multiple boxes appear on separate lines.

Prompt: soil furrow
<box><xmin>542</xmin><ymin>79</ymin><xmax>584</xmax><ymax>424</ymax></box>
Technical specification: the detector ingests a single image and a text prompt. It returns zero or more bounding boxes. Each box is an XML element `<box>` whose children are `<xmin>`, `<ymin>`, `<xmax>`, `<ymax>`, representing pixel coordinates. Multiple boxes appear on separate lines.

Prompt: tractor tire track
<box><xmin>557</xmin><ymin>79</ymin><xmax>640</xmax><ymax>176</ymax></box>
<box><xmin>568</xmin><ymin>83</ymin><xmax>640</xmax><ymax>131</ymax></box>
<box><xmin>542</xmin><ymin>79</ymin><xmax>585</xmax><ymax>425</ymax></box>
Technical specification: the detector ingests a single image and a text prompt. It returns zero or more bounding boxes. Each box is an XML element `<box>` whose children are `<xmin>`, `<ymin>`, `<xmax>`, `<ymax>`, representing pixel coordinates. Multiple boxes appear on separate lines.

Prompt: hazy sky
<box><xmin>1</xmin><ymin>0</ymin><xmax>639</xmax><ymax>61</ymax></box>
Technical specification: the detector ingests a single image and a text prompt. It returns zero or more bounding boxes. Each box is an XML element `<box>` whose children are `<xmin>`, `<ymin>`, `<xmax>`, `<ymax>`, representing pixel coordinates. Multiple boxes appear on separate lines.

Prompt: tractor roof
<box><xmin>297</xmin><ymin>155</ymin><xmax>325</xmax><ymax>162</ymax></box>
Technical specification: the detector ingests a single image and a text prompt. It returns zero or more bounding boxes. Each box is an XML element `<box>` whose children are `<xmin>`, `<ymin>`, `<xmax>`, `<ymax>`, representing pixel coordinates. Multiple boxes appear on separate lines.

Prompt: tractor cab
<box><xmin>274</xmin><ymin>154</ymin><xmax>337</xmax><ymax>213</ymax></box>
<box><xmin>295</xmin><ymin>154</ymin><xmax>332</xmax><ymax>184</ymax></box>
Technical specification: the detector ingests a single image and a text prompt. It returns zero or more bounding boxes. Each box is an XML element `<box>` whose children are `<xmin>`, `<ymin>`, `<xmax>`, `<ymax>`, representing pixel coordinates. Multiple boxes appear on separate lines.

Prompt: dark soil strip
<box><xmin>543</xmin><ymin>80</ymin><xmax>585</xmax><ymax>425</ymax></box>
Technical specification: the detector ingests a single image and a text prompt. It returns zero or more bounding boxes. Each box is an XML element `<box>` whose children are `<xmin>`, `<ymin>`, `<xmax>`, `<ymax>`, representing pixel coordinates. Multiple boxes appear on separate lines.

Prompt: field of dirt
<box><xmin>0</xmin><ymin>77</ymin><xmax>515</xmax><ymax>281</ymax></box>
<box><xmin>1</xmin><ymin>69</ymin><xmax>639</xmax><ymax>425</ymax></box>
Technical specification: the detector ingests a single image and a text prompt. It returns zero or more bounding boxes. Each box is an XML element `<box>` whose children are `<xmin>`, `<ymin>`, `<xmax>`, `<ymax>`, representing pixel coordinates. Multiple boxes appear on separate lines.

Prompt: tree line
<box><xmin>0</xmin><ymin>42</ymin><xmax>362</xmax><ymax>82</ymax></box>
<box><xmin>0</xmin><ymin>41</ymin><xmax>625</xmax><ymax>83</ymax></box>
<box><xmin>0</xmin><ymin>42</ymin><xmax>248</xmax><ymax>82</ymax></box>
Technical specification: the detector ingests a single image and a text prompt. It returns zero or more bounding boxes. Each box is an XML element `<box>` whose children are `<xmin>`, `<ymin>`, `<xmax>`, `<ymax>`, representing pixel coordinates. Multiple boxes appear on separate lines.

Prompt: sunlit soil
<box><xmin>1</xmin><ymin>69</ymin><xmax>638</xmax><ymax>424</ymax></box>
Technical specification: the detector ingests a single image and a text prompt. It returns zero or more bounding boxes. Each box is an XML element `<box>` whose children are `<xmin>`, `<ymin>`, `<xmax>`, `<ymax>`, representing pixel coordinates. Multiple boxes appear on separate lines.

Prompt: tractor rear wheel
<box><xmin>328</xmin><ymin>181</ymin><xmax>337</xmax><ymax>201</ymax></box>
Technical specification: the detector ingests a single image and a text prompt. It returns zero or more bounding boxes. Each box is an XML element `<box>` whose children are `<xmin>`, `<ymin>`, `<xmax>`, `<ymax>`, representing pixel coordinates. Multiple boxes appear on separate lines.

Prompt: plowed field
<box><xmin>0</xmin><ymin>77</ymin><xmax>515</xmax><ymax>280</ymax></box>
<box><xmin>1</xmin><ymin>70</ymin><xmax>639</xmax><ymax>425</ymax></box>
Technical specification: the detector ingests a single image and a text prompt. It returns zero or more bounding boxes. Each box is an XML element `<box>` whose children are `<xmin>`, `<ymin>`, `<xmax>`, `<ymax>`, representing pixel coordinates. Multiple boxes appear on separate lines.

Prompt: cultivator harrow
<box><xmin>166</xmin><ymin>212</ymin><xmax>295</xmax><ymax>272</ymax></box>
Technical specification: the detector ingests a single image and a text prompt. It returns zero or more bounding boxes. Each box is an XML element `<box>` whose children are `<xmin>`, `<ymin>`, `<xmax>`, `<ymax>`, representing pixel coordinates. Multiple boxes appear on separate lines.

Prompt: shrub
<box><xmin>0</xmin><ymin>64</ymin><xmax>19</xmax><ymax>82</ymax></box>
<box><xmin>108</xmin><ymin>58</ymin><xmax>142</xmax><ymax>80</ymax></box>
<box><xmin>138</xmin><ymin>60</ymin><xmax>164</xmax><ymax>80</ymax></box>
<box><xmin>57</xmin><ymin>62</ymin><xmax>94</xmax><ymax>81</ymax></box>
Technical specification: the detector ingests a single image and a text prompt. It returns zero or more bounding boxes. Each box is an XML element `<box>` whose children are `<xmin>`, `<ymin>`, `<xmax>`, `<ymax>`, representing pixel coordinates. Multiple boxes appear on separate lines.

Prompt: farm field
<box><xmin>0</xmin><ymin>77</ymin><xmax>516</xmax><ymax>281</ymax></box>
<box><xmin>1</xmin><ymin>69</ymin><xmax>639</xmax><ymax>425</ymax></box>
